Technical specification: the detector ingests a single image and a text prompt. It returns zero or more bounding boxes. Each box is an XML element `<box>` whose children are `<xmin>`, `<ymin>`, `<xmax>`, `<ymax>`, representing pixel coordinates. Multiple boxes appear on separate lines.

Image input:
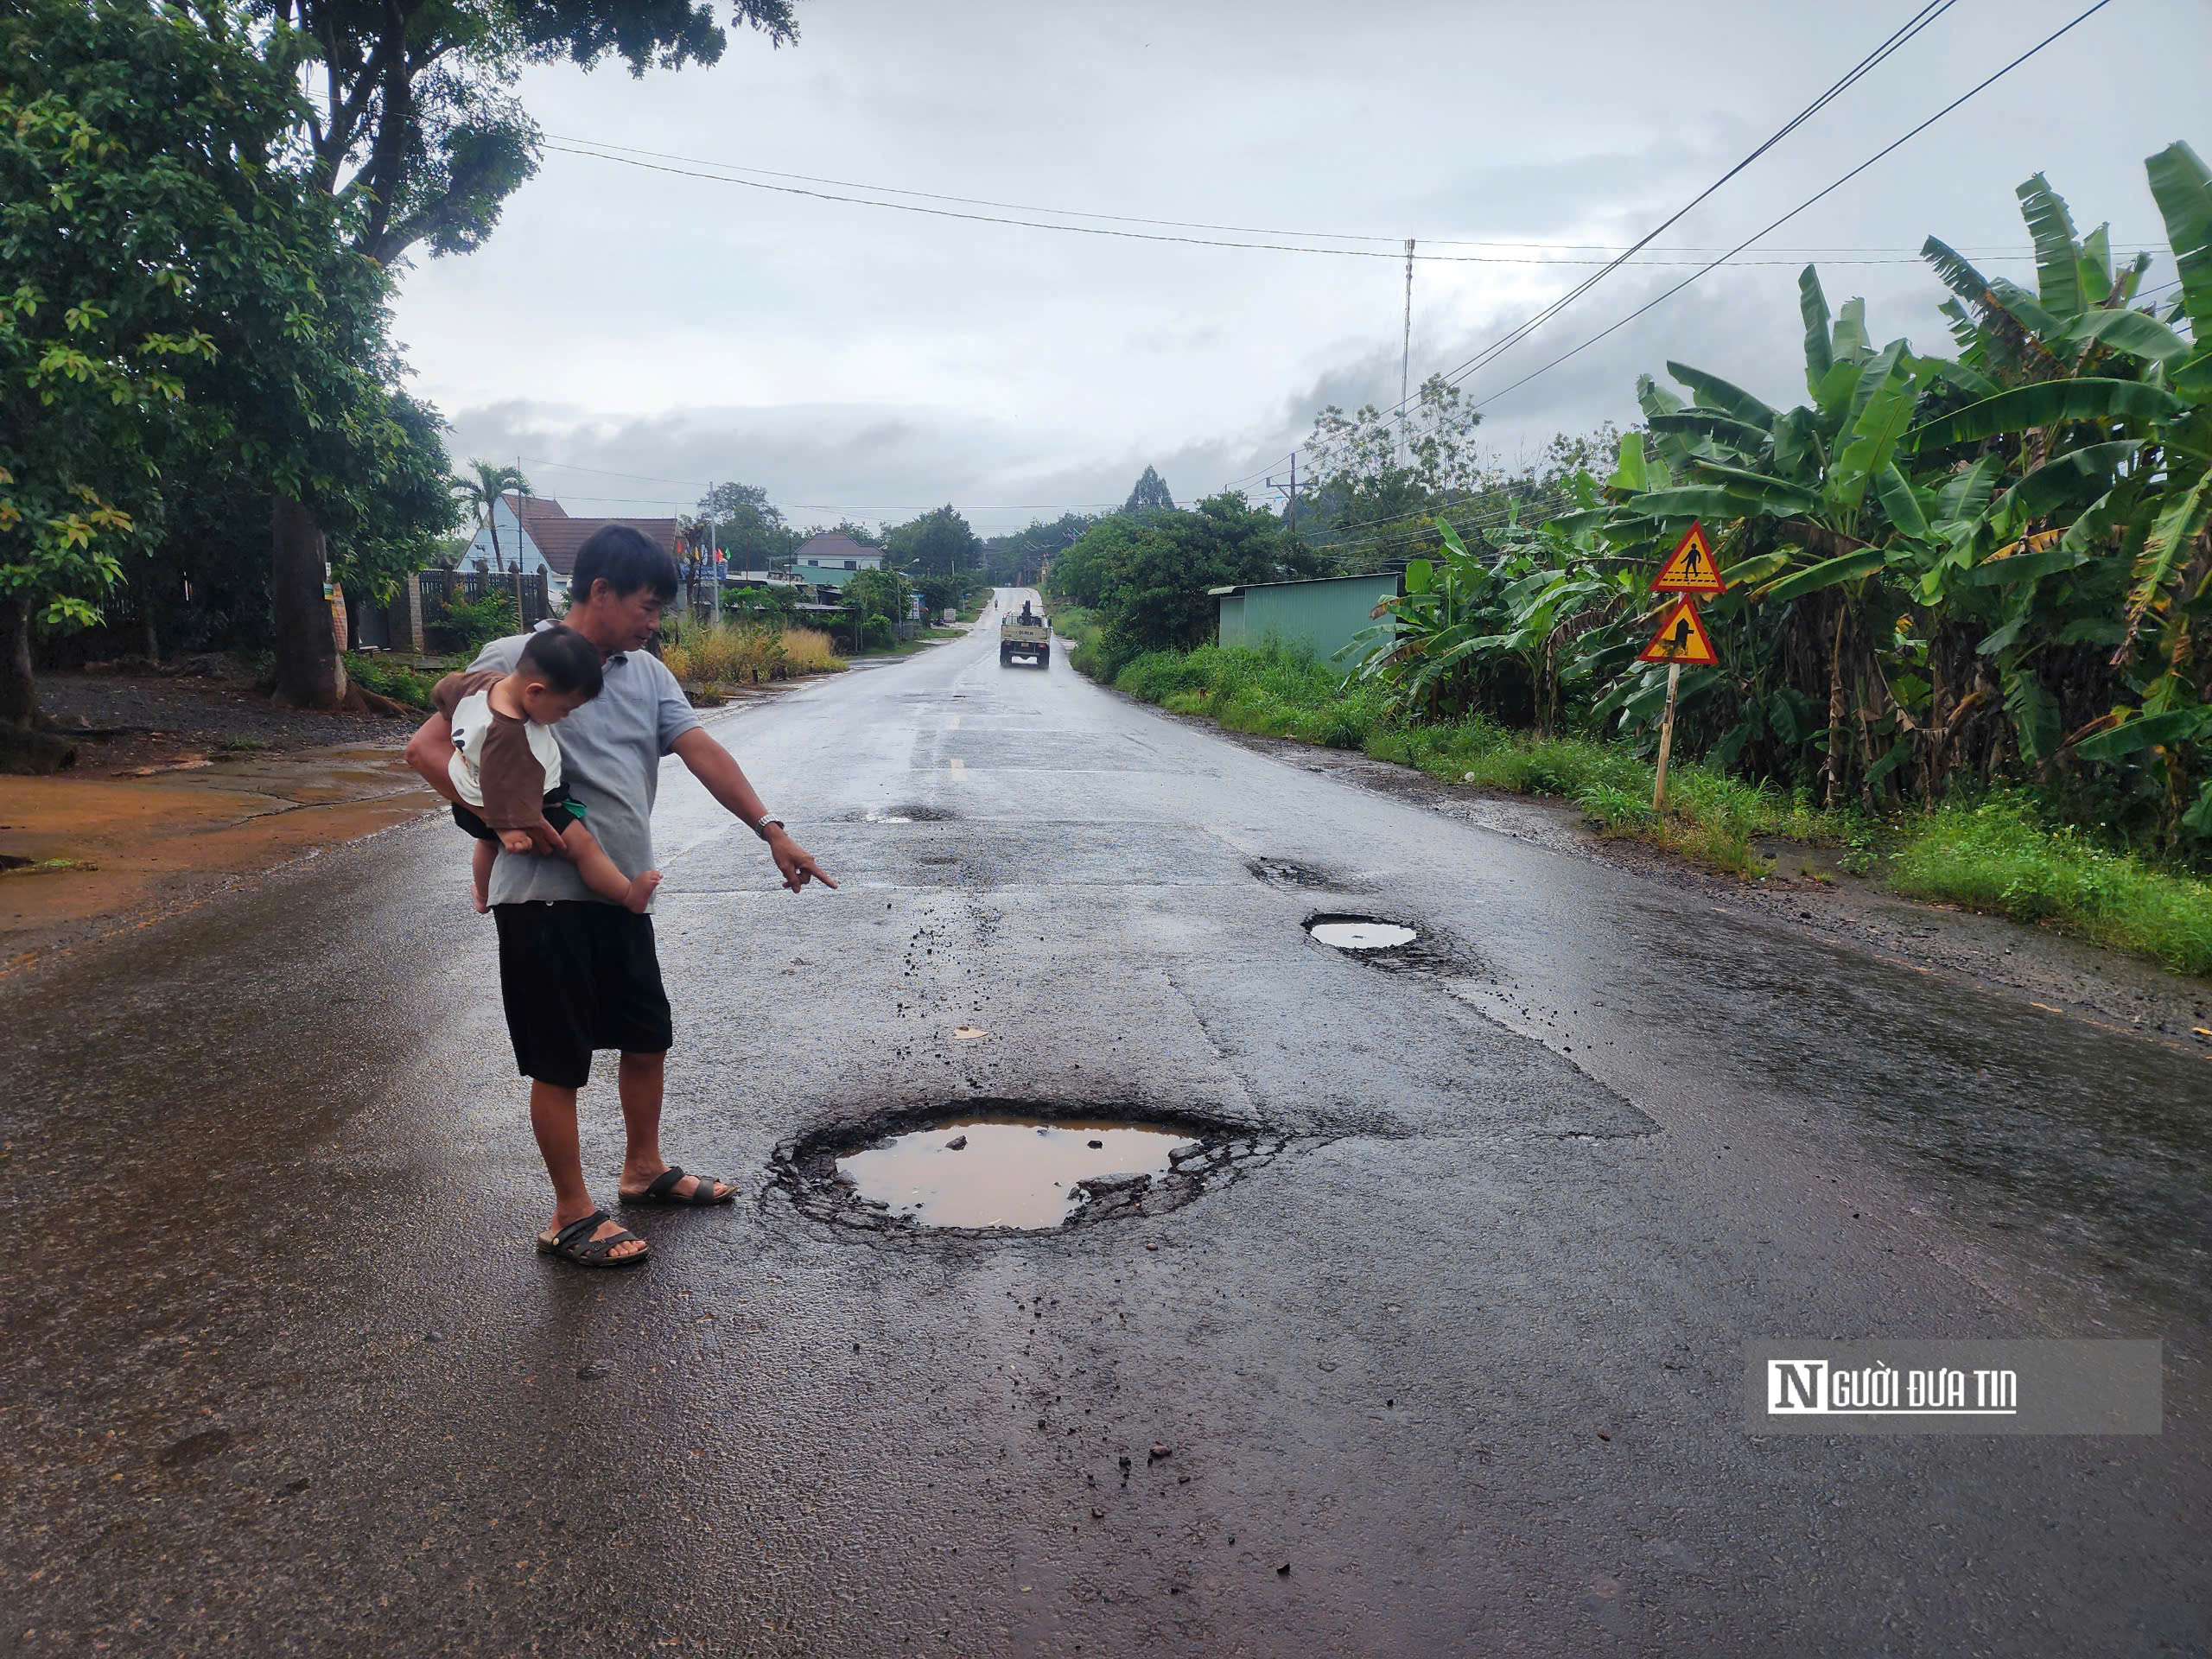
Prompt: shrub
<box><xmin>344</xmin><ymin>652</ymin><xmax>439</xmax><ymax>709</ymax></box>
<box><xmin>433</xmin><ymin>592</ymin><xmax>518</xmax><ymax>655</ymax></box>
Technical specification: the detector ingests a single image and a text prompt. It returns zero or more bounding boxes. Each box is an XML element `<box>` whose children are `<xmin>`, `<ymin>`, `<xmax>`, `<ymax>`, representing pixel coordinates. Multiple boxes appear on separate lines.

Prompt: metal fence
<box><xmin>417</xmin><ymin>569</ymin><xmax>553</xmax><ymax>627</ymax></box>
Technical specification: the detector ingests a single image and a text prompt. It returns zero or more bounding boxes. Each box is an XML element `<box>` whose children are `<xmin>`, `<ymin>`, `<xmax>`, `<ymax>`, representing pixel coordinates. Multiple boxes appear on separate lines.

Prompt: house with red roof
<box><xmin>461</xmin><ymin>494</ymin><xmax>683</xmax><ymax>597</ymax></box>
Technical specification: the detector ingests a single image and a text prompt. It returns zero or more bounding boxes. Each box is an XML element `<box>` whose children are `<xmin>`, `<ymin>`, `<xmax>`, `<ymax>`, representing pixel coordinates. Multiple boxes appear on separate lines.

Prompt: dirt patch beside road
<box><xmin>1</xmin><ymin>741</ymin><xmax>436</xmax><ymax>976</ymax></box>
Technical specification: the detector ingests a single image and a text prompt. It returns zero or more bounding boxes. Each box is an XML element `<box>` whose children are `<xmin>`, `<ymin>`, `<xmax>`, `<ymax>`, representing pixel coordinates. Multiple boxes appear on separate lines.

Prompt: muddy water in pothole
<box><xmin>836</xmin><ymin>1119</ymin><xmax>1199</xmax><ymax>1230</ymax></box>
<box><xmin>1309</xmin><ymin>919</ymin><xmax>1417</xmax><ymax>950</ymax></box>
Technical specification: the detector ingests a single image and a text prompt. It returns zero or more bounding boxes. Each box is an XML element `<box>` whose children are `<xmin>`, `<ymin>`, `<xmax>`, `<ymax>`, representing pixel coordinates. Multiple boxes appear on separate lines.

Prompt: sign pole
<box><xmin>1653</xmin><ymin>663</ymin><xmax>1682</xmax><ymax>812</ymax></box>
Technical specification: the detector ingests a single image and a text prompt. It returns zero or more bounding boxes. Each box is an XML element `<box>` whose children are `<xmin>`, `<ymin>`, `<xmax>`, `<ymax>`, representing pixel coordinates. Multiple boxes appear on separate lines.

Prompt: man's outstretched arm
<box><xmin>670</xmin><ymin>726</ymin><xmax>836</xmax><ymax>893</ymax></box>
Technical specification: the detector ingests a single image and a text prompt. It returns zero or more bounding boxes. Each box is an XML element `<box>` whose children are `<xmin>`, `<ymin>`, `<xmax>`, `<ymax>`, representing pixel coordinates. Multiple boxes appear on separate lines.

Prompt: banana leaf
<box><xmin>1610</xmin><ymin>431</ymin><xmax>1646</xmax><ymax>493</ymax></box>
<box><xmin>1636</xmin><ymin>373</ymin><xmax>1684</xmax><ymax>421</ymax></box>
<box><xmin>1833</xmin><ymin>359</ymin><xmax>1917</xmax><ymax>506</ymax></box>
<box><xmin>2016</xmin><ymin>172</ymin><xmax>2085</xmax><ymax>320</ymax></box>
<box><xmin>2062</xmin><ymin>308</ymin><xmax>2193</xmax><ymax>367</ymax></box>
<box><xmin>1615</xmin><ymin>486</ymin><xmax>1744</xmax><ymax>520</ymax></box>
<box><xmin>1909</xmin><ymin>379</ymin><xmax>2182</xmax><ymax>449</ymax></box>
<box><xmin>1688</xmin><ymin>459</ymin><xmax>1822</xmax><ymax>512</ymax></box>
<box><xmin>1841</xmin><ymin>340</ymin><xmax>1908</xmax><ymax>436</ymax></box>
<box><xmin>1935</xmin><ymin>453</ymin><xmax>2005</xmax><ymax>526</ymax></box>
<box><xmin>1666</xmin><ymin>361</ymin><xmax>1777</xmax><ymax>429</ymax></box>
<box><xmin>1646</xmin><ymin>410</ymin><xmax>1771</xmax><ymax>454</ymax></box>
<box><xmin>2073</xmin><ymin>707</ymin><xmax>2211</xmax><ymax>762</ymax></box>
<box><xmin>1925</xmin><ymin>358</ymin><xmax>2000</xmax><ymax>400</ymax></box>
<box><xmin>2144</xmin><ymin>141</ymin><xmax>2212</xmax><ymax>339</ymax></box>
<box><xmin>2080</xmin><ymin>223</ymin><xmax>2114</xmax><ymax>308</ymax></box>
<box><xmin>2120</xmin><ymin>467</ymin><xmax>2212</xmax><ymax>640</ymax></box>
<box><xmin>1832</xmin><ymin>296</ymin><xmax>1871</xmax><ymax>364</ymax></box>
<box><xmin>1921</xmin><ymin>237</ymin><xmax>1994</xmax><ymax>307</ymax></box>
<box><xmin>1799</xmin><ymin>267</ymin><xmax>1833</xmax><ymax>392</ymax></box>
<box><xmin>1874</xmin><ymin>464</ymin><xmax>1928</xmax><ymax>538</ymax></box>
<box><xmin>1757</xmin><ymin>547</ymin><xmax>1887</xmax><ymax>604</ymax></box>
<box><xmin>2001</xmin><ymin>667</ymin><xmax>2062</xmax><ymax>766</ymax></box>
<box><xmin>1988</xmin><ymin>442</ymin><xmax>2140</xmax><ymax>525</ymax></box>
<box><xmin>1771</xmin><ymin>406</ymin><xmax>1822</xmax><ymax>480</ymax></box>
<box><xmin>1986</xmin><ymin>277</ymin><xmax>2073</xmax><ymax>353</ymax></box>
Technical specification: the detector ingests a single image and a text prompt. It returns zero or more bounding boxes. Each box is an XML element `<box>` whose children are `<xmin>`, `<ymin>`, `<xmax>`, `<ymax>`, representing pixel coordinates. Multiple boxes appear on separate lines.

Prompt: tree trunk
<box><xmin>0</xmin><ymin>594</ymin><xmax>39</xmax><ymax>726</ymax></box>
<box><xmin>271</xmin><ymin>494</ymin><xmax>347</xmax><ymax>709</ymax></box>
<box><xmin>1823</xmin><ymin>598</ymin><xmax>1848</xmax><ymax>810</ymax></box>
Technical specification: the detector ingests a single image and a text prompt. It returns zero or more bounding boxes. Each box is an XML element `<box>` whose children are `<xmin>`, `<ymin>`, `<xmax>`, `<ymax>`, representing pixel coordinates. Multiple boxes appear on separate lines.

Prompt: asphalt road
<box><xmin>5</xmin><ymin>591</ymin><xmax>2206</xmax><ymax>1656</ymax></box>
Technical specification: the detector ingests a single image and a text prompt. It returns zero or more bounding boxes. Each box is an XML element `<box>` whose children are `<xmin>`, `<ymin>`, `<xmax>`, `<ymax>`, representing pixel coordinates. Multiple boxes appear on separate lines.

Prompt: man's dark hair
<box><xmin>570</xmin><ymin>524</ymin><xmax>679</xmax><ymax>603</ymax></box>
<box><xmin>518</xmin><ymin>625</ymin><xmax>604</xmax><ymax>699</ymax></box>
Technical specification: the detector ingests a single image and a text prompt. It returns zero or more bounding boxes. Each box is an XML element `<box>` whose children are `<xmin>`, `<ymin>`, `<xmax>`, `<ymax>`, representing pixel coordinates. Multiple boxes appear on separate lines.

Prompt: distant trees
<box><xmin>886</xmin><ymin>505</ymin><xmax>983</xmax><ymax>580</ymax></box>
<box><xmin>1051</xmin><ymin>493</ymin><xmax>1313</xmax><ymax>678</ymax></box>
<box><xmin>1124</xmin><ymin>466</ymin><xmax>1176</xmax><ymax>513</ymax></box>
<box><xmin>696</xmin><ymin>481</ymin><xmax>803</xmax><ymax>568</ymax></box>
<box><xmin>985</xmin><ymin>514</ymin><xmax>1097</xmax><ymax>586</ymax></box>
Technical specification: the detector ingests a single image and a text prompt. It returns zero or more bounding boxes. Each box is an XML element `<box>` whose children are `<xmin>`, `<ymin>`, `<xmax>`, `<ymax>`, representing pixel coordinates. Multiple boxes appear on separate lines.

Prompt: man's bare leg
<box><xmin>471</xmin><ymin>836</ymin><xmax>497</xmax><ymax>914</ymax></box>
<box><xmin>529</xmin><ymin>1078</ymin><xmax>646</xmax><ymax>1260</ymax></box>
<box><xmin>615</xmin><ymin>1051</ymin><xmax>731</xmax><ymax>1202</ymax></box>
<box><xmin>557</xmin><ymin>820</ymin><xmax>662</xmax><ymax>913</ymax></box>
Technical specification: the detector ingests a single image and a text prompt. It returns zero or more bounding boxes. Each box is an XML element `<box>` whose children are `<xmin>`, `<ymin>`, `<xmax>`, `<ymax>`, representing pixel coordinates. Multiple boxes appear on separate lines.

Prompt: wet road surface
<box><xmin>4</xmin><ymin>591</ymin><xmax>2207</xmax><ymax>1655</ymax></box>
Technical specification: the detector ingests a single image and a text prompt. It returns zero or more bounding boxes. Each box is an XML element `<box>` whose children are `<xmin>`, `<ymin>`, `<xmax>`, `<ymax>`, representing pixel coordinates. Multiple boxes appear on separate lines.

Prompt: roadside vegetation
<box><xmin>1055</xmin><ymin>152</ymin><xmax>2212</xmax><ymax>976</ymax></box>
<box><xmin>658</xmin><ymin>615</ymin><xmax>844</xmax><ymax>693</ymax></box>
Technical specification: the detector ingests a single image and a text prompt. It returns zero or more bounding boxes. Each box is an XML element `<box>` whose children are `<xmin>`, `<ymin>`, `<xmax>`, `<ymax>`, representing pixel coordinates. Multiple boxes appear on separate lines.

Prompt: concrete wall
<box><xmin>1217</xmin><ymin>574</ymin><xmax>1397</xmax><ymax>666</ymax></box>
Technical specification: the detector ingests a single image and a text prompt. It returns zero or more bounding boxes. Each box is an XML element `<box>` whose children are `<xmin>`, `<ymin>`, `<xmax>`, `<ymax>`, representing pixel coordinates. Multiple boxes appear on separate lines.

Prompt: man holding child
<box><xmin>404</xmin><ymin>525</ymin><xmax>834</xmax><ymax>1268</ymax></box>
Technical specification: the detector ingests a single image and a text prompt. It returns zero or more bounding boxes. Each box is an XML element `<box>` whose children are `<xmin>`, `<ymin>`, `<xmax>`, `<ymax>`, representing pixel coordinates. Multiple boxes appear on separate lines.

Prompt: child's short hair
<box><xmin>518</xmin><ymin>625</ymin><xmax>604</xmax><ymax>698</ymax></box>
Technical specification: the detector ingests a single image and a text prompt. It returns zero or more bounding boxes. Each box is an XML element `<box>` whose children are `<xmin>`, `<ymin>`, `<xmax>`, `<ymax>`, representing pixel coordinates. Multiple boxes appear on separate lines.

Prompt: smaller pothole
<box><xmin>1306</xmin><ymin>913</ymin><xmax>1418</xmax><ymax>951</ymax></box>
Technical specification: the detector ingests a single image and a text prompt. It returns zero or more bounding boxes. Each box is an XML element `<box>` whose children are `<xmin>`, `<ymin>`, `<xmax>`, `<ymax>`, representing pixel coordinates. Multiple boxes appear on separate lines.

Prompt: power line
<box><xmin>1455</xmin><ymin>0</ymin><xmax>2123</xmax><ymax>416</ymax></box>
<box><xmin>546</xmin><ymin>131</ymin><xmax>2145</xmax><ymax>261</ymax></box>
<box><xmin>1400</xmin><ymin>0</ymin><xmax>1967</xmax><ymax>418</ymax></box>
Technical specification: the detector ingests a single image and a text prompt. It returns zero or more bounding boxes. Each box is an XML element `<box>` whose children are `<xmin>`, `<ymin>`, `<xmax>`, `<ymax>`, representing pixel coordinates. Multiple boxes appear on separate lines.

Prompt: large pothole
<box><xmin>772</xmin><ymin>1101</ymin><xmax>1281</xmax><ymax>1236</ymax></box>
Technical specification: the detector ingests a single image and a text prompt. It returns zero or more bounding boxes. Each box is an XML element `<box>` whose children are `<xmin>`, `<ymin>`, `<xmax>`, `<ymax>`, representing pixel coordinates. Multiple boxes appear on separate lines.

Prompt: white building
<box><xmin>790</xmin><ymin>531</ymin><xmax>885</xmax><ymax>589</ymax></box>
<box><xmin>461</xmin><ymin>494</ymin><xmax>683</xmax><ymax>597</ymax></box>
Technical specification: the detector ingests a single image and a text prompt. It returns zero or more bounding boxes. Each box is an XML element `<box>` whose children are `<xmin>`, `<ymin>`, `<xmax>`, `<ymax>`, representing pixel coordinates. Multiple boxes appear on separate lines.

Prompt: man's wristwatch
<box><xmin>751</xmin><ymin>816</ymin><xmax>785</xmax><ymax>841</ymax></box>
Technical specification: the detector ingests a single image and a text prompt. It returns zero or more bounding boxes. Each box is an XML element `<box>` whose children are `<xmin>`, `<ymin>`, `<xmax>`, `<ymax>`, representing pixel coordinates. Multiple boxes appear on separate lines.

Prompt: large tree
<box><xmin>698</xmin><ymin>480</ymin><xmax>802</xmax><ymax>567</ymax></box>
<box><xmin>885</xmin><ymin>505</ymin><xmax>982</xmax><ymax>580</ymax></box>
<box><xmin>1</xmin><ymin>0</ymin><xmax>452</xmax><ymax>726</ymax></box>
<box><xmin>251</xmin><ymin>0</ymin><xmax>801</xmax><ymax>703</ymax></box>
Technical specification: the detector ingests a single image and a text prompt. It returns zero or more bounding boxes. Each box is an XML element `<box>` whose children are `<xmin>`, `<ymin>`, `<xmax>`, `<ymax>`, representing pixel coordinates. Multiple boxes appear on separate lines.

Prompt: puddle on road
<box><xmin>1306</xmin><ymin>915</ymin><xmax>1418</xmax><ymax>950</ymax></box>
<box><xmin>836</xmin><ymin>1118</ymin><xmax>1200</xmax><ymax>1230</ymax></box>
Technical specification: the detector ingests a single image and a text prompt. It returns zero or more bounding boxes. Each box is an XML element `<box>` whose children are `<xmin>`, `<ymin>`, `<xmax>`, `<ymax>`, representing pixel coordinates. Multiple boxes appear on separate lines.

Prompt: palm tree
<box><xmin>451</xmin><ymin>461</ymin><xmax>532</xmax><ymax>573</ymax></box>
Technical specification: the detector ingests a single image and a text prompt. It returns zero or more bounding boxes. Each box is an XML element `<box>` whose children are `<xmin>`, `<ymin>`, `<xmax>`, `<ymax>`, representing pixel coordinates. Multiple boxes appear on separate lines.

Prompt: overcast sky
<box><xmin>391</xmin><ymin>0</ymin><xmax>2209</xmax><ymax>537</ymax></box>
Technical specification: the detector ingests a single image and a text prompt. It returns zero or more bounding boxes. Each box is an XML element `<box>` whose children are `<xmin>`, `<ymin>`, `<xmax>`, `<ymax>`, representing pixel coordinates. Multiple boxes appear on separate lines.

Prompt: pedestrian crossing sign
<box><xmin>1638</xmin><ymin>597</ymin><xmax>1719</xmax><ymax>666</ymax></box>
<box><xmin>1651</xmin><ymin>521</ymin><xmax>1726</xmax><ymax>594</ymax></box>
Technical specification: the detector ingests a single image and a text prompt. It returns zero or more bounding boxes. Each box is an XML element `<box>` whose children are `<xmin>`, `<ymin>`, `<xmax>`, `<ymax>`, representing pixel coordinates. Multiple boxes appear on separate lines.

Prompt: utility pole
<box><xmin>1287</xmin><ymin>452</ymin><xmax>1298</xmax><ymax>544</ymax></box>
<box><xmin>1401</xmin><ymin>238</ymin><xmax>1415</xmax><ymax>461</ymax></box>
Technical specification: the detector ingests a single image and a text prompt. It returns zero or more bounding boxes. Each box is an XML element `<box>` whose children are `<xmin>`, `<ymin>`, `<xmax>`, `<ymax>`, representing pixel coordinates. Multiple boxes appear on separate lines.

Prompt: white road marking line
<box><xmin>950</xmin><ymin>757</ymin><xmax>966</xmax><ymax>778</ymax></box>
<box><xmin>948</xmin><ymin>715</ymin><xmax>961</xmax><ymax>729</ymax></box>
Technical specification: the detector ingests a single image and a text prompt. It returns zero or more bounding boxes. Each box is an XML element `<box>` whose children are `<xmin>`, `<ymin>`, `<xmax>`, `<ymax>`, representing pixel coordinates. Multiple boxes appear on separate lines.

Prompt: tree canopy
<box><xmin>1</xmin><ymin>0</ymin><xmax>452</xmax><ymax>720</ymax></box>
<box><xmin>1123</xmin><ymin>466</ymin><xmax>1176</xmax><ymax>514</ymax></box>
<box><xmin>885</xmin><ymin>505</ymin><xmax>982</xmax><ymax>579</ymax></box>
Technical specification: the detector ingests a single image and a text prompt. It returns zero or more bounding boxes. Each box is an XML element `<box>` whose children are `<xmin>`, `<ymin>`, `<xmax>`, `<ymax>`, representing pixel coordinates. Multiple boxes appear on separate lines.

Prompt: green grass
<box><xmin>344</xmin><ymin>652</ymin><xmax>443</xmax><ymax>710</ymax></box>
<box><xmin>1104</xmin><ymin>643</ymin><xmax>2212</xmax><ymax>975</ymax></box>
<box><xmin>1890</xmin><ymin>799</ymin><xmax>2212</xmax><ymax>976</ymax></box>
<box><xmin>1110</xmin><ymin>643</ymin><xmax>1859</xmax><ymax>876</ymax></box>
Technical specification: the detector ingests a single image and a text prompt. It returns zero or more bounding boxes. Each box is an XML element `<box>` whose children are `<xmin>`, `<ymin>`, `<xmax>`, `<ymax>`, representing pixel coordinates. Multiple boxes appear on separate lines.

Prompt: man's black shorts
<box><xmin>452</xmin><ymin>787</ymin><xmax>585</xmax><ymax>843</ymax></box>
<box><xmin>492</xmin><ymin>901</ymin><xmax>672</xmax><ymax>1087</ymax></box>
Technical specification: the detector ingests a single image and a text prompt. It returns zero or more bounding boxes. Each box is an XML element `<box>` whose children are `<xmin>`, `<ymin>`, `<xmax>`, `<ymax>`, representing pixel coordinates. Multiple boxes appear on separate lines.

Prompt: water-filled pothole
<box><xmin>772</xmin><ymin>1101</ymin><xmax>1285</xmax><ymax>1236</ymax></box>
<box><xmin>1306</xmin><ymin>913</ymin><xmax>1418</xmax><ymax>950</ymax></box>
<box><xmin>839</xmin><ymin>1119</ymin><xmax>1198</xmax><ymax>1229</ymax></box>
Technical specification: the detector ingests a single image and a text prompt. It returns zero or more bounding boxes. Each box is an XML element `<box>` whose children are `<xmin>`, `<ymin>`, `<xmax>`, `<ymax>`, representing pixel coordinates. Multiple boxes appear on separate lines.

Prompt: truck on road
<box><xmin>1000</xmin><ymin>601</ymin><xmax>1051</xmax><ymax>669</ymax></box>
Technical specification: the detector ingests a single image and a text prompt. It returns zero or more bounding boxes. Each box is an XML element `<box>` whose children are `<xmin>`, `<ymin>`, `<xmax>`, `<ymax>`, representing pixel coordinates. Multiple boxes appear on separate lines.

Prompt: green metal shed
<box><xmin>1210</xmin><ymin>572</ymin><xmax>1400</xmax><ymax>667</ymax></box>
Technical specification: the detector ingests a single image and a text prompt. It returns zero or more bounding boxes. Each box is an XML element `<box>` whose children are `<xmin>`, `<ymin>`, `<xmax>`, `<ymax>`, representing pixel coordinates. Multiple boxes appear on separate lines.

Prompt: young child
<box><xmin>430</xmin><ymin>624</ymin><xmax>663</xmax><ymax>914</ymax></box>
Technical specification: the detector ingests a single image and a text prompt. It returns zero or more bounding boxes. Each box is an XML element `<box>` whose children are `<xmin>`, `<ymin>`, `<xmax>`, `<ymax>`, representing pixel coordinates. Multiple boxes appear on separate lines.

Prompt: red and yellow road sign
<box><xmin>1650</xmin><ymin>521</ymin><xmax>1726</xmax><ymax>594</ymax></box>
<box><xmin>1638</xmin><ymin>597</ymin><xmax>1719</xmax><ymax>667</ymax></box>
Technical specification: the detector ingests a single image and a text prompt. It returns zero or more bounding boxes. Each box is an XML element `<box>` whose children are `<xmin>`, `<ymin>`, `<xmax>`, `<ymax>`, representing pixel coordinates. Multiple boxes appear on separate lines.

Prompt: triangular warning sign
<box><xmin>1638</xmin><ymin>597</ymin><xmax>1719</xmax><ymax>666</ymax></box>
<box><xmin>1651</xmin><ymin>521</ymin><xmax>1726</xmax><ymax>594</ymax></box>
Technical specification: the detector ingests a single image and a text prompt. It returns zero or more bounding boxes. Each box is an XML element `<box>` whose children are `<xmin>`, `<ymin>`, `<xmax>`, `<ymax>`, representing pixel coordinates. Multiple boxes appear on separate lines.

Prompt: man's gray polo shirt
<box><xmin>468</xmin><ymin>632</ymin><xmax>702</xmax><ymax>906</ymax></box>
